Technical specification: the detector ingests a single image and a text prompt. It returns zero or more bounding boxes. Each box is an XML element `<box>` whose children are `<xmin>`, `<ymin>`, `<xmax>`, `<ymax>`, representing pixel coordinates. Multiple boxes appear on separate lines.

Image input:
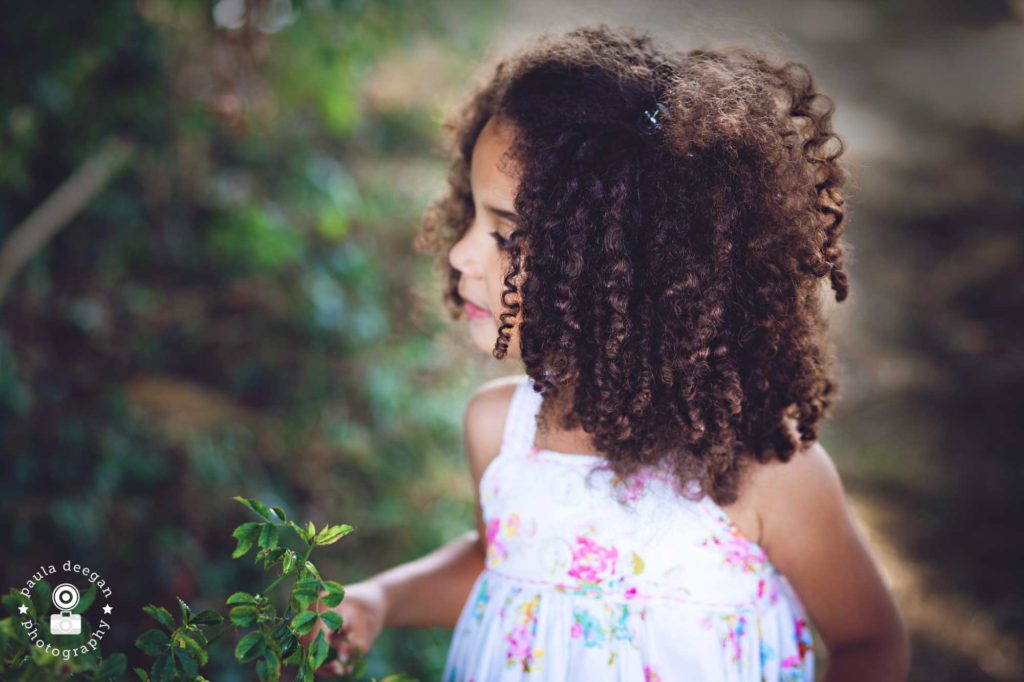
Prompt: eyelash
<box><xmin>490</xmin><ymin>230</ymin><xmax>515</xmax><ymax>251</ymax></box>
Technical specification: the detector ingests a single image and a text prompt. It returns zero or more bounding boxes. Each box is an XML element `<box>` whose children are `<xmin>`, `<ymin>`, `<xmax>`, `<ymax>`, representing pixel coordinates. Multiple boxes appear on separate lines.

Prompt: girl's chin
<box><xmin>468</xmin><ymin>325</ymin><xmax>497</xmax><ymax>354</ymax></box>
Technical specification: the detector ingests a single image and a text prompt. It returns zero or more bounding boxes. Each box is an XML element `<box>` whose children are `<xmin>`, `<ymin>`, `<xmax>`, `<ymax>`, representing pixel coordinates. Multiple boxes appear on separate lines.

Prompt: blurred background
<box><xmin>1</xmin><ymin>1</ymin><xmax>1021</xmax><ymax>680</ymax></box>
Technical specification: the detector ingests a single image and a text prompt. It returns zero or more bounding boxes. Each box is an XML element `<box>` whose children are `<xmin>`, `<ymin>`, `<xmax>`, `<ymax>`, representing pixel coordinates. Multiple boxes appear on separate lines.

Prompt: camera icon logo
<box><xmin>49</xmin><ymin>583</ymin><xmax>82</xmax><ymax>636</ymax></box>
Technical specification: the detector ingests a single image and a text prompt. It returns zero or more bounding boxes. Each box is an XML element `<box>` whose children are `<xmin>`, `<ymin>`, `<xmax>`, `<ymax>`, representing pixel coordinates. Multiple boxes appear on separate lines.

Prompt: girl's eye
<box><xmin>490</xmin><ymin>231</ymin><xmax>514</xmax><ymax>251</ymax></box>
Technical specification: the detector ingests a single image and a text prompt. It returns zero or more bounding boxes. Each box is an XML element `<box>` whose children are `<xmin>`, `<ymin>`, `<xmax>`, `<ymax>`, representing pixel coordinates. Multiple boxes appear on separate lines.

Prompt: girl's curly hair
<box><xmin>414</xmin><ymin>24</ymin><xmax>851</xmax><ymax>505</ymax></box>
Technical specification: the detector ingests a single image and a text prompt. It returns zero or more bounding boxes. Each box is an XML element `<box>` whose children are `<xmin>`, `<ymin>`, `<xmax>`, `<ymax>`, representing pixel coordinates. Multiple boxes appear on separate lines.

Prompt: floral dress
<box><xmin>442</xmin><ymin>375</ymin><xmax>814</xmax><ymax>681</ymax></box>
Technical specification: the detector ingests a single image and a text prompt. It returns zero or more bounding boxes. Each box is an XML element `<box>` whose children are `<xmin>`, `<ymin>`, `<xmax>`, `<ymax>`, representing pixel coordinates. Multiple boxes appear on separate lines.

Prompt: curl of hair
<box><xmin>414</xmin><ymin>24</ymin><xmax>851</xmax><ymax>505</ymax></box>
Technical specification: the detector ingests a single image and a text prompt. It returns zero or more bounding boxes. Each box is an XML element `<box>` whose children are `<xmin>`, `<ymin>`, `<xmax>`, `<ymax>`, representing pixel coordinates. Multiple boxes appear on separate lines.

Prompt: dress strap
<box><xmin>499</xmin><ymin>375</ymin><xmax>543</xmax><ymax>457</ymax></box>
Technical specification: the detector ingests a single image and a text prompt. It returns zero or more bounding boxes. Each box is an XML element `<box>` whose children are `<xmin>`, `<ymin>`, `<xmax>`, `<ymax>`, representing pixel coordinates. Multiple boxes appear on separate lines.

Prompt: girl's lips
<box><xmin>463</xmin><ymin>300</ymin><xmax>491</xmax><ymax>319</ymax></box>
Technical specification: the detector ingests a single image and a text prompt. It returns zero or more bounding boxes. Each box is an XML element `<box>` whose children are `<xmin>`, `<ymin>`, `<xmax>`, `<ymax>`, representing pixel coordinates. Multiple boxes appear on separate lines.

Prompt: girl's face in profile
<box><xmin>448</xmin><ymin>115</ymin><xmax>523</xmax><ymax>358</ymax></box>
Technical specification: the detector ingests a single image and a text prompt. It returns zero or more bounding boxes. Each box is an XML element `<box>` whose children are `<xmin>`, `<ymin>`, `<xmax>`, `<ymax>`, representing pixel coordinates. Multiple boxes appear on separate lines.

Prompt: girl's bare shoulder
<box><xmin>719</xmin><ymin>418</ymin><xmax>808</xmax><ymax>543</ymax></box>
<box><xmin>737</xmin><ymin>420</ymin><xmax>908</xmax><ymax>657</ymax></box>
<box><xmin>732</xmin><ymin>417</ymin><xmax>847</xmax><ymax>549</ymax></box>
<box><xmin>462</xmin><ymin>375</ymin><xmax>527</xmax><ymax>482</ymax></box>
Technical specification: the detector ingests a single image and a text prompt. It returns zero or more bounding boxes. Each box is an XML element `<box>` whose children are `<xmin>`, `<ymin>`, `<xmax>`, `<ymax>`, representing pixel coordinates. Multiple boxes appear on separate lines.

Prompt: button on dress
<box><xmin>443</xmin><ymin>375</ymin><xmax>814</xmax><ymax>681</ymax></box>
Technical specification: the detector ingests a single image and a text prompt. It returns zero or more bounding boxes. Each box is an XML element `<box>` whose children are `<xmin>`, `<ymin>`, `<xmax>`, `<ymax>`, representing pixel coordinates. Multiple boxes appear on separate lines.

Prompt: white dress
<box><xmin>442</xmin><ymin>375</ymin><xmax>814</xmax><ymax>681</ymax></box>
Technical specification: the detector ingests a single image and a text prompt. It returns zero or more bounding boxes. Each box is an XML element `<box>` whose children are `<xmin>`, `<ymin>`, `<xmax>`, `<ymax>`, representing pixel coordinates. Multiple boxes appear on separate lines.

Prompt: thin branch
<box><xmin>0</xmin><ymin>135</ymin><xmax>136</xmax><ymax>302</ymax></box>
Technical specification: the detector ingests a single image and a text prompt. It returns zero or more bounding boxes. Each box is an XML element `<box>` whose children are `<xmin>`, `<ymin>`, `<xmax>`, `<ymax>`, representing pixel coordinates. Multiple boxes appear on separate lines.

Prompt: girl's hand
<box><xmin>302</xmin><ymin>580</ymin><xmax>389</xmax><ymax>677</ymax></box>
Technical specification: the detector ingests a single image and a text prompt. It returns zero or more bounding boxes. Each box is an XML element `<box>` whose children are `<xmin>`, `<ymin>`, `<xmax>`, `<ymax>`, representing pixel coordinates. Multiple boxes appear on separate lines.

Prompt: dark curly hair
<box><xmin>413</xmin><ymin>24</ymin><xmax>851</xmax><ymax>505</ymax></box>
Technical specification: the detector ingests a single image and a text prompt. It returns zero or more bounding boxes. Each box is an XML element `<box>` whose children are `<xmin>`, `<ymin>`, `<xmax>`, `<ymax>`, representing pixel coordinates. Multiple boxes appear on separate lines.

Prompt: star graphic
<box><xmin>18</xmin><ymin>604</ymin><xmax>28</xmax><ymax>615</ymax></box>
<box><xmin>102</xmin><ymin>604</ymin><xmax>113</xmax><ymax>615</ymax></box>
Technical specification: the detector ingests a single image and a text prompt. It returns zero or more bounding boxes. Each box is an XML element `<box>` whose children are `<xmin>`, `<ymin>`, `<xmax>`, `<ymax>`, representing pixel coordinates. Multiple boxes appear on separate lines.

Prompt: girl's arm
<box><xmin>368</xmin><ymin>377</ymin><xmax>518</xmax><ymax>629</ymax></box>
<box><xmin>747</xmin><ymin>438</ymin><xmax>911</xmax><ymax>681</ymax></box>
<box><xmin>372</xmin><ymin>529</ymin><xmax>486</xmax><ymax>628</ymax></box>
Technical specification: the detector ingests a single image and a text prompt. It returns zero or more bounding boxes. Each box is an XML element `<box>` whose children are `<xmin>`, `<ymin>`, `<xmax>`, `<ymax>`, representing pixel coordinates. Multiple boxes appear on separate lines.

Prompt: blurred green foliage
<box><xmin>1</xmin><ymin>497</ymin><xmax>410</xmax><ymax>681</ymax></box>
<box><xmin>0</xmin><ymin>0</ymin><xmax>500</xmax><ymax>679</ymax></box>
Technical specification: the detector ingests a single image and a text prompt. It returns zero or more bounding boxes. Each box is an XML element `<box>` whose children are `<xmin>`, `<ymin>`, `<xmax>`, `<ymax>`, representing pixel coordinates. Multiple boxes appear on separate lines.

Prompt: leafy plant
<box><xmin>132</xmin><ymin>599</ymin><xmax>222</xmax><ymax>681</ymax></box>
<box><xmin>1</xmin><ymin>497</ymin><xmax>416</xmax><ymax>682</ymax></box>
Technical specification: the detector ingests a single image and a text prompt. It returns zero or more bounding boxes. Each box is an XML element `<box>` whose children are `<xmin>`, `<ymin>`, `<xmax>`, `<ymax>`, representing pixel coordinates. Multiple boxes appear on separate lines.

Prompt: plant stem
<box><xmin>261</xmin><ymin>572</ymin><xmax>290</xmax><ymax>598</ymax></box>
<box><xmin>262</xmin><ymin>538</ymin><xmax>316</xmax><ymax>598</ymax></box>
<box><xmin>208</xmin><ymin>538</ymin><xmax>318</xmax><ymax>650</ymax></box>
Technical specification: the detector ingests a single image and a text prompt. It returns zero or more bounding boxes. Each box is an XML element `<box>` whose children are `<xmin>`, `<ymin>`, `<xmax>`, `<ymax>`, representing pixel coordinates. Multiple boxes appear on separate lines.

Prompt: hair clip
<box><xmin>638</xmin><ymin>101</ymin><xmax>667</xmax><ymax>135</ymax></box>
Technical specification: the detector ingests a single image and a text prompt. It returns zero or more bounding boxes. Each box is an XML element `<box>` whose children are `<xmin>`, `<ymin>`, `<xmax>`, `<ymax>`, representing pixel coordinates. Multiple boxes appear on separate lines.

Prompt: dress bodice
<box><xmin>479</xmin><ymin>375</ymin><xmax>790</xmax><ymax>610</ymax></box>
<box><xmin>444</xmin><ymin>374</ymin><xmax>814</xmax><ymax>681</ymax></box>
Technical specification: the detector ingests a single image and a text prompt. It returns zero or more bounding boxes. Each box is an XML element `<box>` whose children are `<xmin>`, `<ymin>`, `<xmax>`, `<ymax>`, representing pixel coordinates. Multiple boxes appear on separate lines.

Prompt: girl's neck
<box><xmin>534</xmin><ymin>395</ymin><xmax>601</xmax><ymax>456</ymax></box>
<box><xmin>533</xmin><ymin>427</ymin><xmax>601</xmax><ymax>455</ymax></box>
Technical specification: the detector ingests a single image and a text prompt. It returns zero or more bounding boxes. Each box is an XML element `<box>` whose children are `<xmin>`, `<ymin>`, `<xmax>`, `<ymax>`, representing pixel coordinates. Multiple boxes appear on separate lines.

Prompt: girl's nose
<box><xmin>448</xmin><ymin>228</ymin><xmax>480</xmax><ymax>277</ymax></box>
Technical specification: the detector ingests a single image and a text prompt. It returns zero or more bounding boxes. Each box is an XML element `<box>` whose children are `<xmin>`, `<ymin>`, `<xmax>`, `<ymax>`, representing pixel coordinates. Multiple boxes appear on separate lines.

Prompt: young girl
<box><xmin>310</xmin><ymin>24</ymin><xmax>909</xmax><ymax>681</ymax></box>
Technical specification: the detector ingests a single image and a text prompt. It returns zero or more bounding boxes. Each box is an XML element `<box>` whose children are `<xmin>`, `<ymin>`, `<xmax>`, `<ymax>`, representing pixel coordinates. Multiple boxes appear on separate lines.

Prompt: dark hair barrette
<box><xmin>638</xmin><ymin>101</ymin><xmax>668</xmax><ymax>135</ymax></box>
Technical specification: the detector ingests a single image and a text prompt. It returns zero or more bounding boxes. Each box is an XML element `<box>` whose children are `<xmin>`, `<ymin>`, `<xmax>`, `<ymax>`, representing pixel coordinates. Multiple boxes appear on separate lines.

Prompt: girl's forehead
<box><xmin>471</xmin><ymin>116</ymin><xmax>519</xmax><ymax>198</ymax></box>
<box><xmin>473</xmin><ymin>117</ymin><xmax>514</xmax><ymax>167</ymax></box>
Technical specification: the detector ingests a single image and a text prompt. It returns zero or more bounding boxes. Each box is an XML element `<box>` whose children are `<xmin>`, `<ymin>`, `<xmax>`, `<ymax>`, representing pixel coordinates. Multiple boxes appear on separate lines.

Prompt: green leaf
<box><xmin>314</xmin><ymin>524</ymin><xmax>353</xmax><ymax>546</ymax></box>
<box><xmin>294</xmin><ymin>577</ymin><xmax>320</xmax><ymax>596</ymax></box>
<box><xmin>149</xmin><ymin>653</ymin><xmax>173</xmax><ymax>682</ymax></box>
<box><xmin>256</xmin><ymin>649</ymin><xmax>282</xmax><ymax>682</ymax></box>
<box><xmin>143</xmin><ymin>605</ymin><xmax>176</xmax><ymax>630</ymax></box>
<box><xmin>226</xmin><ymin>591</ymin><xmax>256</xmax><ymax>606</ymax></box>
<box><xmin>235</xmin><ymin>630</ymin><xmax>264</xmax><ymax>663</ymax></box>
<box><xmin>290</xmin><ymin>581</ymin><xmax>317</xmax><ymax>606</ymax></box>
<box><xmin>31</xmin><ymin>580</ymin><xmax>52</xmax><ymax>617</ymax></box>
<box><xmin>294</xmin><ymin>596</ymin><xmax>319</xmax><ymax>611</ymax></box>
<box><xmin>232</xmin><ymin>522</ymin><xmax>262</xmax><ymax>560</ymax></box>
<box><xmin>235</xmin><ymin>496</ymin><xmax>274</xmax><ymax>521</ymax></box>
<box><xmin>310</xmin><ymin>629</ymin><xmax>330</xmax><ymax>670</ymax></box>
<box><xmin>190</xmin><ymin>626</ymin><xmax>210</xmax><ymax>649</ymax></box>
<box><xmin>292</xmin><ymin>576</ymin><xmax>320</xmax><ymax>611</ymax></box>
<box><xmin>229</xmin><ymin>604</ymin><xmax>259</xmax><ymax>628</ymax></box>
<box><xmin>270</xmin><ymin>506</ymin><xmax>288</xmax><ymax>522</ymax></box>
<box><xmin>304</xmin><ymin>561</ymin><xmax>322</xmax><ymax>580</ymax></box>
<box><xmin>283</xmin><ymin>643</ymin><xmax>303</xmax><ymax>666</ymax></box>
<box><xmin>232</xmin><ymin>521</ymin><xmax>261</xmax><ymax>540</ymax></box>
<box><xmin>176</xmin><ymin>597</ymin><xmax>193</xmax><ymax>625</ymax></box>
<box><xmin>277</xmin><ymin>631</ymin><xmax>299</xmax><ymax>661</ymax></box>
<box><xmin>97</xmin><ymin>652</ymin><xmax>127</xmax><ymax>678</ymax></box>
<box><xmin>133</xmin><ymin>668</ymin><xmax>149</xmax><ymax>681</ymax></box>
<box><xmin>290</xmin><ymin>610</ymin><xmax>317</xmax><ymax>635</ymax></box>
<box><xmin>233</xmin><ymin>536</ymin><xmax>254</xmax><ymax>560</ymax></box>
<box><xmin>321</xmin><ymin>581</ymin><xmax>345</xmax><ymax>607</ymax></box>
<box><xmin>177</xmin><ymin>633</ymin><xmax>208</xmax><ymax>666</ymax></box>
<box><xmin>319</xmin><ymin>609</ymin><xmax>342</xmax><ymax>631</ymax></box>
<box><xmin>292</xmin><ymin>591</ymin><xmax>316</xmax><ymax>611</ymax></box>
<box><xmin>380</xmin><ymin>676</ymin><xmax>420</xmax><ymax>682</ymax></box>
<box><xmin>261</xmin><ymin>551</ymin><xmax>276</xmax><ymax>569</ymax></box>
<box><xmin>282</xmin><ymin>550</ymin><xmax>297</xmax><ymax>575</ymax></box>
<box><xmin>270</xmin><ymin>620</ymin><xmax>291</xmax><ymax>641</ymax></box>
<box><xmin>173</xmin><ymin>645</ymin><xmax>199</xmax><ymax>679</ymax></box>
<box><xmin>74</xmin><ymin>583</ymin><xmax>97</xmax><ymax>615</ymax></box>
<box><xmin>135</xmin><ymin>628</ymin><xmax>170</xmax><ymax>656</ymax></box>
<box><xmin>191</xmin><ymin>609</ymin><xmax>223</xmax><ymax>626</ymax></box>
<box><xmin>258</xmin><ymin>523</ymin><xmax>280</xmax><ymax>550</ymax></box>
<box><xmin>322</xmin><ymin>580</ymin><xmax>345</xmax><ymax>596</ymax></box>
<box><xmin>306</xmin><ymin>521</ymin><xmax>316</xmax><ymax>539</ymax></box>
